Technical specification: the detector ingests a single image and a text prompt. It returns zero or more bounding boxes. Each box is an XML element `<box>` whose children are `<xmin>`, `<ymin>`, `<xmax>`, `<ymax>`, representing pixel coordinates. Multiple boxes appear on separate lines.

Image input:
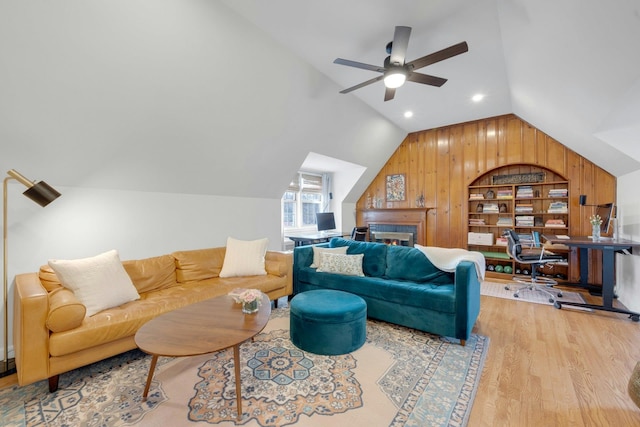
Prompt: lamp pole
<box><xmin>2</xmin><ymin>170</ymin><xmax>61</xmax><ymax>377</ymax></box>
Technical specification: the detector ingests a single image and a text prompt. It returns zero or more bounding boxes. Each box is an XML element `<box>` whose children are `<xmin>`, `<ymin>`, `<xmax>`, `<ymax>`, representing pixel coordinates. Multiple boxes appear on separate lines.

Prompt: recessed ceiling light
<box><xmin>404</xmin><ymin>111</ymin><xmax>413</xmax><ymax>118</ymax></box>
<box><xmin>472</xmin><ymin>93</ymin><xmax>485</xmax><ymax>102</ymax></box>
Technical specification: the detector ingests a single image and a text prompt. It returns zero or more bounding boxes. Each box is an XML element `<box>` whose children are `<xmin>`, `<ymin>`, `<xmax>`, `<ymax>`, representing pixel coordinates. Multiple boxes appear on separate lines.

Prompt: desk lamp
<box><xmin>2</xmin><ymin>169</ymin><xmax>61</xmax><ymax>377</ymax></box>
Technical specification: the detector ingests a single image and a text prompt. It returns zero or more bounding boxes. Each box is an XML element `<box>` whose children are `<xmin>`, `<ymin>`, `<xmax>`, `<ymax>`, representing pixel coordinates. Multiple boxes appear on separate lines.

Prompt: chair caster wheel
<box><xmin>554</xmin><ymin>302</ymin><xmax>561</xmax><ymax>309</ymax></box>
<box><xmin>548</xmin><ymin>298</ymin><xmax>555</xmax><ymax>303</ymax></box>
<box><xmin>631</xmin><ymin>315</ymin><xmax>640</xmax><ymax>322</ymax></box>
<box><xmin>504</xmin><ymin>286</ymin><xmax>510</xmax><ymax>290</ymax></box>
<box><xmin>513</xmin><ymin>294</ymin><xmax>519</xmax><ymax>298</ymax></box>
<box><xmin>557</xmin><ymin>292</ymin><xmax>563</xmax><ymax>298</ymax></box>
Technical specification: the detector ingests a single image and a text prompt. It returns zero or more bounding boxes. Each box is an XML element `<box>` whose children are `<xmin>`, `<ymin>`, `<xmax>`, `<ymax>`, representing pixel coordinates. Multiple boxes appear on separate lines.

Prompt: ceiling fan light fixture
<box><xmin>383</xmin><ymin>69</ymin><xmax>407</xmax><ymax>89</ymax></box>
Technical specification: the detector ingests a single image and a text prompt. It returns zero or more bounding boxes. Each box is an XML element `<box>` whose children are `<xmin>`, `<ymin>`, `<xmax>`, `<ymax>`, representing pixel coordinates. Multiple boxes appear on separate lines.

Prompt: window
<box><xmin>283</xmin><ymin>172</ymin><xmax>325</xmax><ymax>230</ymax></box>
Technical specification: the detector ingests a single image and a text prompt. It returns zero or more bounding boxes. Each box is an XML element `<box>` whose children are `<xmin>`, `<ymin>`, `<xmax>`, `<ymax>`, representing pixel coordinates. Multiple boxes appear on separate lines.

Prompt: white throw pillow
<box><xmin>317</xmin><ymin>252</ymin><xmax>365</xmax><ymax>276</ymax></box>
<box><xmin>310</xmin><ymin>246</ymin><xmax>348</xmax><ymax>268</ymax></box>
<box><xmin>48</xmin><ymin>249</ymin><xmax>140</xmax><ymax>317</ymax></box>
<box><xmin>219</xmin><ymin>237</ymin><xmax>268</xmax><ymax>278</ymax></box>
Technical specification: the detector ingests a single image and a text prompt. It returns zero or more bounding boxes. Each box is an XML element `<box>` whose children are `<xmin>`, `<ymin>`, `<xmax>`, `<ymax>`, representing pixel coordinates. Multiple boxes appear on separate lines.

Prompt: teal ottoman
<box><xmin>290</xmin><ymin>289</ymin><xmax>367</xmax><ymax>355</ymax></box>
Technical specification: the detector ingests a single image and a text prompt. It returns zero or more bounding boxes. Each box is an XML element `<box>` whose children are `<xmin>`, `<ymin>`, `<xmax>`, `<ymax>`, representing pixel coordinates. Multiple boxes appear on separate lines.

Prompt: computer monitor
<box><xmin>595</xmin><ymin>203</ymin><xmax>614</xmax><ymax>234</ymax></box>
<box><xmin>316</xmin><ymin>212</ymin><xmax>336</xmax><ymax>232</ymax></box>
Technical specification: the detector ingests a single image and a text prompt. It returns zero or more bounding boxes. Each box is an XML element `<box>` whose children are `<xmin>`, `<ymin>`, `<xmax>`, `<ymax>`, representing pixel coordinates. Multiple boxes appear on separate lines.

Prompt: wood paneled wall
<box><xmin>356</xmin><ymin>114</ymin><xmax>616</xmax><ymax>282</ymax></box>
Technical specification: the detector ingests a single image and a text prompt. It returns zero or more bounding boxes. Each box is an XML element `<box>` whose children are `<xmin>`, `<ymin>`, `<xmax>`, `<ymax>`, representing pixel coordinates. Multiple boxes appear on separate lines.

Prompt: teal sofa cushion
<box><xmin>384</xmin><ymin>245</ymin><xmax>453</xmax><ymax>284</ymax></box>
<box><xmin>329</xmin><ymin>237</ymin><xmax>387</xmax><ymax>277</ymax></box>
<box><xmin>299</xmin><ymin>267</ymin><xmax>456</xmax><ymax>313</ymax></box>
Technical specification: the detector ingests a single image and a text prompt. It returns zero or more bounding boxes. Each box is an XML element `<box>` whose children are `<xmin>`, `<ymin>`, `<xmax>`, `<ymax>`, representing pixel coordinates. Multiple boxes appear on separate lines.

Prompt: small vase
<box><xmin>592</xmin><ymin>223</ymin><xmax>601</xmax><ymax>241</ymax></box>
<box><xmin>242</xmin><ymin>300</ymin><xmax>259</xmax><ymax>314</ymax></box>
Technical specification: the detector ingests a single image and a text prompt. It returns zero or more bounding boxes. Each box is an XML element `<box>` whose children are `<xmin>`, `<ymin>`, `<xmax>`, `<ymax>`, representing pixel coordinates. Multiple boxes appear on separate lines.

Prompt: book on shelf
<box><xmin>515</xmin><ymin>203</ymin><xmax>534</xmax><ymax>213</ymax></box>
<box><xmin>469</xmin><ymin>193</ymin><xmax>485</xmax><ymax>200</ymax></box>
<box><xmin>469</xmin><ymin>218</ymin><xmax>486</xmax><ymax>226</ymax></box>
<box><xmin>547</xmin><ymin>201</ymin><xmax>568</xmax><ymax>213</ymax></box>
<box><xmin>515</xmin><ymin>215</ymin><xmax>535</xmax><ymax>226</ymax></box>
<box><xmin>496</xmin><ymin>217</ymin><xmax>513</xmax><ymax>226</ymax></box>
<box><xmin>548</xmin><ymin>188</ymin><xmax>568</xmax><ymax>198</ymax></box>
<box><xmin>496</xmin><ymin>189</ymin><xmax>513</xmax><ymax>199</ymax></box>
<box><xmin>482</xmin><ymin>203</ymin><xmax>499</xmax><ymax>213</ymax></box>
<box><xmin>545</xmin><ymin>218</ymin><xmax>566</xmax><ymax>228</ymax></box>
<box><xmin>516</xmin><ymin>185</ymin><xmax>534</xmax><ymax>198</ymax></box>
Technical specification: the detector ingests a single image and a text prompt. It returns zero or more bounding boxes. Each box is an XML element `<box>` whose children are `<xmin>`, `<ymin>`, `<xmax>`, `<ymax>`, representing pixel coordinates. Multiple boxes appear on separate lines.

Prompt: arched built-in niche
<box><xmin>467</xmin><ymin>164</ymin><xmax>570</xmax><ymax>281</ymax></box>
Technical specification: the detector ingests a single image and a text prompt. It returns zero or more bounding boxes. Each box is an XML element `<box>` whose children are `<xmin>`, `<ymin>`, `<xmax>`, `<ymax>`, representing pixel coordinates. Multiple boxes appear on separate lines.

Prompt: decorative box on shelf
<box><xmin>468</xmin><ymin>232</ymin><xmax>494</xmax><ymax>246</ymax></box>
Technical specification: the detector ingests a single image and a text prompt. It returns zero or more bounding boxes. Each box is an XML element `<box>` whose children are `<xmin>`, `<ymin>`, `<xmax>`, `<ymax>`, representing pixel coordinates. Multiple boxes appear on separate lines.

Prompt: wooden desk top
<box><xmin>542</xmin><ymin>234</ymin><xmax>640</xmax><ymax>248</ymax></box>
<box><xmin>135</xmin><ymin>293</ymin><xmax>271</xmax><ymax>358</ymax></box>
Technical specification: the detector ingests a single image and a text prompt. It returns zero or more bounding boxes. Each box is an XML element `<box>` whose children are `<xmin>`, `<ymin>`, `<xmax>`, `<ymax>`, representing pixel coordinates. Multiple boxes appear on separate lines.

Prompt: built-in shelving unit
<box><xmin>467</xmin><ymin>166</ymin><xmax>570</xmax><ymax>281</ymax></box>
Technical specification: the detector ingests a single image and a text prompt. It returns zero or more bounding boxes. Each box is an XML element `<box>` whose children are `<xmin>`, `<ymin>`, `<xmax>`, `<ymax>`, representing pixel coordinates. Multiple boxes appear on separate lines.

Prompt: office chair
<box><xmin>351</xmin><ymin>226</ymin><xmax>368</xmax><ymax>241</ymax></box>
<box><xmin>503</xmin><ymin>229</ymin><xmax>564</xmax><ymax>303</ymax></box>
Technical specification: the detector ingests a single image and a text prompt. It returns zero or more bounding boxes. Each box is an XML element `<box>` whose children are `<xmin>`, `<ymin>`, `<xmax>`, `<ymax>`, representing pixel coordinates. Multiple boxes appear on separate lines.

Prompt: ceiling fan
<box><xmin>334</xmin><ymin>26</ymin><xmax>468</xmax><ymax>101</ymax></box>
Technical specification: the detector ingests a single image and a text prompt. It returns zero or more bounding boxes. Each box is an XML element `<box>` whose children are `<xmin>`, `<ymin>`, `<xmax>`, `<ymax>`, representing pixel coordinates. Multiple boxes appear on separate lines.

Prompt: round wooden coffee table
<box><xmin>134</xmin><ymin>293</ymin><xmax>271</xmax><ymax>420</ymax></box>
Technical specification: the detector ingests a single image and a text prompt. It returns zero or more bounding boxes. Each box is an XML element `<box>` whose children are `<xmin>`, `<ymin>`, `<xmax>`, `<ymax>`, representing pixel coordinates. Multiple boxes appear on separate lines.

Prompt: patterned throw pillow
<box><xmin>317</xmin><ymin>252</ymin><xmax>365</xmax><ymax>276</ymax></box>
<box><xmin>310</xmin><ymin>246</ymin><xmax>348</xmax><ymax>268</ymax></box>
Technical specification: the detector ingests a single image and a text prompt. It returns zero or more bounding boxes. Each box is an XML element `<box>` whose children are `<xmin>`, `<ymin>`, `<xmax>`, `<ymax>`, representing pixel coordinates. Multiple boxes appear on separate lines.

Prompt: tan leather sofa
<box><xmin>13</xmin><ymin>247</ymin><xmax>292</xmax><ymax>391</ymax></box>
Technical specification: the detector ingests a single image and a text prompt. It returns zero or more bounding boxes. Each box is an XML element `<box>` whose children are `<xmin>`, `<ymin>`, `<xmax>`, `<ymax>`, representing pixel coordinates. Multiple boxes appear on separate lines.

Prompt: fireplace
<box><xmin>372</xmin><ymin>231</ymin><xmax>414</xmax><ymax>247</ymax></box>
<box><xmin>356</xmin><ymin>208</ymin><xmax>432</xmax><ymax>246</ymax></box>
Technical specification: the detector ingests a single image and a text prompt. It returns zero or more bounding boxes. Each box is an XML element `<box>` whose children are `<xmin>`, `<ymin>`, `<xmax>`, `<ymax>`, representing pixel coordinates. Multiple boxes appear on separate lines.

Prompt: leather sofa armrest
<box><xmin>265</xmin><ymin>250</ymin><xmax>293</xmax><ymax>295</ymax></box>
<box><xmin>13</xmin><ymin>272</ymin><xmax>51</xmax><ymax>386</ymax></box>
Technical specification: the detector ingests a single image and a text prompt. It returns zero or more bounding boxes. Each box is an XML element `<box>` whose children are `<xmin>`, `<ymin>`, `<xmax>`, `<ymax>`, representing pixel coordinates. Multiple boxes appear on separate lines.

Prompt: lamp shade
<box><xmin>23</xmin><ymin>181</ymin><xmax>61</xmax><ymax>207</ymax></box>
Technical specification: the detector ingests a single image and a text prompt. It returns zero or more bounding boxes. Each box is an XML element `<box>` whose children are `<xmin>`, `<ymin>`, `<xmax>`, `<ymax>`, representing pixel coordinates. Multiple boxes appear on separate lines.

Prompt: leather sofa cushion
<box><xmin>173</xmin><ymin>248</ymin><xmax>225</xmax><ymax>283</ymax></box>
<box><xmin>265</xmin><ymin>259</ymin><xmax>287</xmax><ymax>277</ymax></box>
<box><xmin>48</xmin><ymin>274</ymin><xmax>287</xmax><ymax>357</ymax></box>
<box><xmin>46</xmin><ymin>288</ymin><xmax>86</xmax><ymax>333</ymax></box>
<box><xmin>39</xmin><ymin>265</ymin><xmax>63</xmax><ymax>292</ymax></box>
<box><xmin>329</xmin><ymin>237</ymin><xmax>388</xmax><ymax>277</ymax></box>
<box><xmin>123</xmin><ymin>255</ymin><xmax>177</xmax><ymax>293</ymax></box>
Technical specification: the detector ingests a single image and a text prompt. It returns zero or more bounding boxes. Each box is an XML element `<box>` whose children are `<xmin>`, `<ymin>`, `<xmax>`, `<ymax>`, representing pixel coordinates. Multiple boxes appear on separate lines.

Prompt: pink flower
<box><xmin>239</xmin><ymin>289</ymin><xmax>262</xmax><ymax>305</ymax></box>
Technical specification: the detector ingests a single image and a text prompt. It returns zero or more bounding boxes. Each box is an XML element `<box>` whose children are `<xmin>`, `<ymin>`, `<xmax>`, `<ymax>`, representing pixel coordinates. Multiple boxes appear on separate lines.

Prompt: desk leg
<box><xmin>601</xmin><ymin>247</ymin><xmax>616</xmax><ymax>308</ymax></box>
<box><xmin>142</xmin><ymin>355</ymin><xmax>158</xmax><ymax>401</ymax></box>
<box><xmin>234</xmin><ymin>344</ymin><xmax>242</xmax><ymax>420</ymax></box>
<box><xmin>579</xmin><ymin>247</ymin><xmax>589</xmax><ymax>285</ymax></box>
<box><xmin>556</xmin><ymin>247</ymin><xmax>640</xmax><ymax>321</ymax></box>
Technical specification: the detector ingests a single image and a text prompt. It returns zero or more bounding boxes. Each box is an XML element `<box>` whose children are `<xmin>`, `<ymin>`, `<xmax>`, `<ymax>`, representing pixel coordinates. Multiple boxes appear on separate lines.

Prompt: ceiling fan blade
<box><xmin>389</xmin><ymin>26</ymin><xmax>411</xmax><ymax>66</ymax></box>
<box><xmin>384</xmin><ymin>87</ymin><xmax>396</xmax><ymax>102</ymax></box>
<box><xmin>407</xmin><ymin>72</ymin><xmax>448</xmax><ymax>87</ymax></box>
<box><xmin>334</xmin><ymin>58</ymin><xmax>385</xmax><ymax>73</ymax></box>
<box><xmin>407</xmin><ymin>41</ymin><xmax>469</xmax><ymax>71</ymax></box>
<box><xmin>339</xmin><ymin>75</ymin><xmax>385</xmax><ymax>94</ymax></box>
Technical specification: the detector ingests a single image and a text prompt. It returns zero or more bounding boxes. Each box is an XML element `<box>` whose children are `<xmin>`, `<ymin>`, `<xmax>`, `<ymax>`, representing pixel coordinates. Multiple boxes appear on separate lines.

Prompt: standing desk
<box><xmin>543</xmin><ymin>235</ymin><xmax>640</xmax><ymax>321</ymax></box>
<box><xmin>285</xmin><ymin>232</ymin><xmax>349</xmax><ymax>247</ymax></box>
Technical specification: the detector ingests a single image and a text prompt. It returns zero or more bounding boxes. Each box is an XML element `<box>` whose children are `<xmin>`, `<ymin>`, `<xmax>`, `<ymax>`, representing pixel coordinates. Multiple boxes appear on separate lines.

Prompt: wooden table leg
<box><xmin>143</xmin><ymin>354</ymin><xmax>159</xmax><ymax>401</ymax></box>
<box><xmin>234</xmin><ymin>344</ymin><xmax>242</xmax><ymax>420</ymax></box>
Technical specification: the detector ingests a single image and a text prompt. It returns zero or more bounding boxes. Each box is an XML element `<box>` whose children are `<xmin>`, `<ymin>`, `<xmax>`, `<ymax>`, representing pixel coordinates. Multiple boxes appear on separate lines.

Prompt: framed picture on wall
<box><xmin>386</xmin><ymin>174</ymin><xmax>406</xmax><ymax>201</ymax></box>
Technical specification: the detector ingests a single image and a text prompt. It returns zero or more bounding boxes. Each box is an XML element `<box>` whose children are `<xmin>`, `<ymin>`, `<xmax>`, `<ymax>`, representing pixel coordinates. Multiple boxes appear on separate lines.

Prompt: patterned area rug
<box><xmin>481</xmin><ymin>280</ymin><xmax>587</xmax><ymax>306</ymax></box>
<box><xmin>1</xmin><ymin>309</ymin><xmax>489</xmax><ymax>427</ymax></box>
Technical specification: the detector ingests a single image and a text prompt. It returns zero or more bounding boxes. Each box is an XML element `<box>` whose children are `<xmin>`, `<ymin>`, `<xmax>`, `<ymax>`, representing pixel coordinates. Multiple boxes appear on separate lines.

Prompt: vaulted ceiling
<box><xmin>224</xmin><ymin>0</ymin><xmax>640</xmax><ymax>175</ymax></box>
<box><xmin>2</xmin><ymin>0</ymin><xmax>640</xmax><ymax>204</ymax></box>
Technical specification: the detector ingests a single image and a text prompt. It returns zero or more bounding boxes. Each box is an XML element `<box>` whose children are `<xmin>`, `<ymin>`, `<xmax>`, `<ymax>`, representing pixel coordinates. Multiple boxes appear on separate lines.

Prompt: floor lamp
<box><xmin>2</xmin><ymin>169</ymin><xmax>61</xmax><ymax>377</ymax></box>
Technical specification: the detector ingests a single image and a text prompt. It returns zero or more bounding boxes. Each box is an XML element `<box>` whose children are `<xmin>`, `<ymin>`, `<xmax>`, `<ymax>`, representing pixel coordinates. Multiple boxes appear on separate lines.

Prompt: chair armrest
<box><xmin>13</xmin><ymin>273</ymin><xmax>51</xmax><ymax>386</ymax></box>
<box><xmin>265</xmin><ymin>250</ymin><xmax>293</xmax><ymax>295</ymax></box>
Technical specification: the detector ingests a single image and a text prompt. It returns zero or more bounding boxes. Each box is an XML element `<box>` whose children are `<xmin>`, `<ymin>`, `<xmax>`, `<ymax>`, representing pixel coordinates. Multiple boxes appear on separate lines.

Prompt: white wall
<box><xmin>615</xmin><ymin>171</ymin><xmax>640</xmax><ymax>313</ymax></box>
<box><xmin>1</xmin><ymin>184</ymin><xmax>283</xmax><ymax>358</ymax></box>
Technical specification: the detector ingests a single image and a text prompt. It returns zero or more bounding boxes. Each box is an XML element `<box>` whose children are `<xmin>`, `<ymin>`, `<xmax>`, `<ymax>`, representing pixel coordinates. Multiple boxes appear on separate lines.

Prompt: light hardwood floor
<box><xmin>2</xmin><ymin>286</ymin><xmax>640</xmax><ymax>425</ymax></box>
<box><xmin>469</xmin><ymin>283</ymin><xmax>640</xmax><ymax>426</ymax></box>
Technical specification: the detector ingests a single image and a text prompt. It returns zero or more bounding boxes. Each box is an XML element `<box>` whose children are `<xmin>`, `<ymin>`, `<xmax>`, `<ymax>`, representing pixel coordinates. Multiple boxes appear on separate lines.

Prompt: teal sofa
<box><xmin>293</xmin><ymin>238</ymin><xmax>481</xmax><ymax>345</ymax></box>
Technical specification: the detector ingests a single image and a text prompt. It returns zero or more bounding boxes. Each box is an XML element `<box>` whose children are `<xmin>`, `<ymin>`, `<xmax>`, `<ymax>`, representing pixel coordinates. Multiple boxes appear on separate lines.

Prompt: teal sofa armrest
<box><xmin>454</xmin><ymin>260</ymin><xmax>482</xmax><ymax>342</ymax></box>
<box><xmin>293</xmin><ymin>243</ymin><xmax>329</xmax><ymax>293</ymax></box>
